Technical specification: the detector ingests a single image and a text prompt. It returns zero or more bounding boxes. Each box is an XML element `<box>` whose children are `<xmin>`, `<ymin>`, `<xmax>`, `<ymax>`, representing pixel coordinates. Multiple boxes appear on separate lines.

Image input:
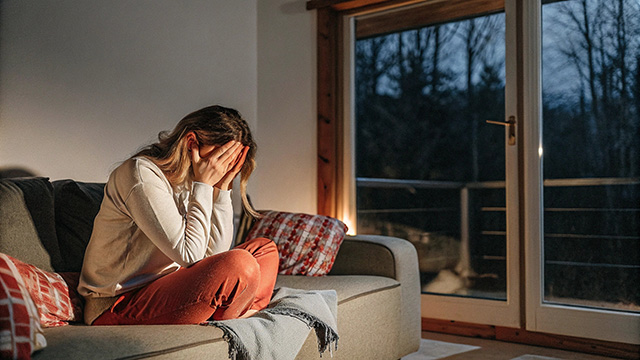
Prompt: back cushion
<box><xmin>0</xmin><ymin>178</ymin><xmax>62</xmax><ymax>272</ymax></box>
<box><xmin>52</xmin><ymin>180</ymin><xmax>105</xmax><ymax>272</ymax></box>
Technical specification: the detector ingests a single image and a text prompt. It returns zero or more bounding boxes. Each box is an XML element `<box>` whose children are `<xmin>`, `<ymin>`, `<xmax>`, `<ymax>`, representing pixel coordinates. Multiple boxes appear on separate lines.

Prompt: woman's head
<box><xmin>135</xmin><ymin>105</ymin><xmax>258</xmax><ymax>216</ymax></box>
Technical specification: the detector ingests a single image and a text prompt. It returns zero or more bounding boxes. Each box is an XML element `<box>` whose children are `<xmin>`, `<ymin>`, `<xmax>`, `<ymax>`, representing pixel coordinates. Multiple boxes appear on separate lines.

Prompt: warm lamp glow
<box><xmin>538</xmin><ymin>145</ymin><xmax>544</xmax><ymax>157</ymax></box>
<box><xmin>342</xmin><ymin>217</ymin><xmax>356</xmax><ymax>235</ymax></box>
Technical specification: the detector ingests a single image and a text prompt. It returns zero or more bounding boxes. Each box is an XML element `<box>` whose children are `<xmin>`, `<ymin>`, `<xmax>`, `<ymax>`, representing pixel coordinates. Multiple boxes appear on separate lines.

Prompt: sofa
<box><xmin>0</xmin><ymin>176</ymin><xmax>421</xmax><ymax>359</ymax></box>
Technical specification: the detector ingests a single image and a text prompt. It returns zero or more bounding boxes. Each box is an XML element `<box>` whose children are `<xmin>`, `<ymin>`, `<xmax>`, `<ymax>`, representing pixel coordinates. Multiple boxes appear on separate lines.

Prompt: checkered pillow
<box><xmin>246</xmin><ymin>211</ymin><xmax>347</xmax><ymax>276</ymax></box>
<box><xmin>8</xmin><ymin>256</ymin><xmax>82</xmax><ymax>327</ymax></box>
<box><xmin>0</xmin><ymin>254</ymin><xmax>47</xmax><ymax>360</ymax></box>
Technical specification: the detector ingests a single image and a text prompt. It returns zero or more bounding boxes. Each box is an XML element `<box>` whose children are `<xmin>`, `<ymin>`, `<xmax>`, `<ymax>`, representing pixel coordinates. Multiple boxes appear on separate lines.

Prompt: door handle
<box><xmin>486</xmin><ymin>116</ymin><xmax>516</xmax><ymax>146</ymax></box>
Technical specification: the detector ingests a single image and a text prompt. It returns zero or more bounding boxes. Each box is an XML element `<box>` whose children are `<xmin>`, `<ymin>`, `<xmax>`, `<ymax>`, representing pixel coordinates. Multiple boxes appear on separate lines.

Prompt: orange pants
<box><xmin>93</xmin><ymin>238</ymin><xmax>279</xmax><ymax>325</ymax></box>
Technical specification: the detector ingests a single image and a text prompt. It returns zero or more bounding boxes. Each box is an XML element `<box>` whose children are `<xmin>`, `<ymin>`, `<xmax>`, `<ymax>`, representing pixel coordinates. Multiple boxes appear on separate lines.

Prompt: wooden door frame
<box><xmin>309</xmin><ymin>0</ymin><xmax>424</xmax><ymax>217</ymax></box>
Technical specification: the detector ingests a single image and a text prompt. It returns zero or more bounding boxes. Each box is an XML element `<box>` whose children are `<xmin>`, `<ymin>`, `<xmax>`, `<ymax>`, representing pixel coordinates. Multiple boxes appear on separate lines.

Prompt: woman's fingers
<box><xmin>229</xmin><ymin>142</ymin><xmax>244</xmax><ymax>163</ymax></box>
<box><xmin>214</xmin><ymin>146</ymin><xmax>249</xmax><ymax>190</ymax></box>
<box><xmin>217</xmin><ymin>143</ymin><xmax>244</xmax><ymax>174</ymax></box>
<box><xmin>211</xmin><ymin>141</ymin><xmax>241</xmax><ymax>162</ymax></box>
<box><xmin>192</xmin><ymin>141</ymin><xmax>247</xmax><ymax>187</ymax></box>
<box><xmin>215</xmin><ymin>143</ymin><xmax>242</xmax><ymax>174</ymax></box>
<box><xmin>231</xmin><ymin>146</ymin><xmax>249</xmax><ymax>173</ymax></box>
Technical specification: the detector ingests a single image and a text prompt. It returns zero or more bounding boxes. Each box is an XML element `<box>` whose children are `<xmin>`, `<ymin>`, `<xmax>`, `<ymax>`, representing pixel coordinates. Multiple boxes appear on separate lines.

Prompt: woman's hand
<box><xmin>215</xmin><ymin>145</ymin><xmax>249</xmax><ymax>190</ymax></box>
<box><xmin>190</xmin><ymin>140</ymin><xmax>244</xmax><ymax>187</ymax></box>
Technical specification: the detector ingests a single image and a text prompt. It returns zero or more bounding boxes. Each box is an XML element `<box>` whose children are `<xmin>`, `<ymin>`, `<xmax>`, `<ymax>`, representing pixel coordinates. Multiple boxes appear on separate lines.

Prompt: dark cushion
<box><xmin>52</xmin><ymin>180</ymin><xmax>105</xmax><ymax>272</ymax></box>
<box><xmin>0</xmin><ymin>177</ymin><xmax>63</xmax><ymax>272</ymax></box>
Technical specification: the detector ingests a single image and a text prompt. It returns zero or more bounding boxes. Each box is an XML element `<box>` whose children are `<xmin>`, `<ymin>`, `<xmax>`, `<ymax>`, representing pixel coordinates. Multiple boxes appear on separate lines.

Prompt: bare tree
<box><xmin>459</xmin><ymin>15</ymin><xmax>502</xmax><ymax>181</ymax></box>
<box><xmin>550</xmin><ymin>0</ymin><xmax>639</xmax><ymax>177</ymax></box>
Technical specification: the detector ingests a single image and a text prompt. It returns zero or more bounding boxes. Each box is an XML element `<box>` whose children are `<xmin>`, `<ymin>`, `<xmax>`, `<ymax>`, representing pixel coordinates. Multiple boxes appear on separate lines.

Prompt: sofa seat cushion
<box><xmin>35</xmin><ymin>275</ymin><xmax>400</xmax><ymax>359</ymax></box>
<box><xmin>275</xmin><ymin>274</ymin><xmax>400</xmax><ymax>304</ymax></box>
<box><xmin>276</xmin><ymin>275</ymin><xmax>403</xmax><ymax>360</ymax></box>
<box><xmin>37</xmin><ymin>325</ymin><xmax>228</xmax><ymax>360</ymax></box>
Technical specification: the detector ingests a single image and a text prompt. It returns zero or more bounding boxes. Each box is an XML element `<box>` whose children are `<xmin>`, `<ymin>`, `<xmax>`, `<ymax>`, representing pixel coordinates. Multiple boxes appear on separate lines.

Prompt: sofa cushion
<box><xmin>38</xmin><ymin>324</ymin><xmax>228</xmax><ymax>359</ymax></box>
<box><xmin>246</xmin><ymin>211</ymin><xmax>347</xmax><ymax>276</ymax></box>
<box><xmin>52</xmin><ymin>180</ymin><xmax>105</xmax><ymax>272</ymax></box>
<box><xmin>0</xmin><ymin>253</ymin><xmax>47</xmax><ymax>359</ymax></box>
<box><xmin>0</xmin><ymin>178</ymin><xmax>62</xmax><ymax>272</ymax></box>
<box><xmin>275</xmin><ymin>274</ymin><xmax>399</xmax><ymax>304</ymax></box>
<box><xmin>276</xmin><ymin>275</ymin><xmax>402</xmax><ymax>360</ymax></box>
<box><xmin>37</xmin><ymin>275</ymin><xmax>400</xmax><ymax>360</ymax></box>
<box><xmin>6</xmin><ymin>253</ymin><xmax>83</xmax><ymax>327</ymax></box>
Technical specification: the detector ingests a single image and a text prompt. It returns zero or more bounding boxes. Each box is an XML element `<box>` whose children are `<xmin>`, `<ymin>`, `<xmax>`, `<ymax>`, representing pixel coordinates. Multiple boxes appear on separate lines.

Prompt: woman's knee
<box><xmin>223</xmin><ymin>249</ymin><xmax>260</xmax><ymax>281</ymax></box>
<box><xmin>243</xmin><ymin>237</ymin><xmax>278</xmax><ymax>257</ymax></box>
<box><xmin>243</xmin><ymin>236</ymin><xmax>274</xmax><ymax>248</ymax></box>
<box><xmin>194</xmin><ymin>249</ymin><xmax>259</xmax><ymax>282</ymax></box>
<box><xmin>251</xmin><ymin>237</ymin><xmax>274</xmax><ymax>246</ymax></box>
<box><xmin>245</xmin><ymin>238</ymin><xmax>279</xmax><ymax>275</ymax></box>
<box><xmin>262</xmin><ymin>239</ymin><xmax>279</xmax><ymax>263</ymax></box>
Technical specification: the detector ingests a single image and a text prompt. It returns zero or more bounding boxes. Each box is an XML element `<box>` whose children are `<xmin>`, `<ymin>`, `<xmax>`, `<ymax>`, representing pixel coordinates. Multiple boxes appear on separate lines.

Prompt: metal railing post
<box><xmin>456</xmin><ymin>186</ymin><xmax>472</xmax><ymax>277</ymax></box>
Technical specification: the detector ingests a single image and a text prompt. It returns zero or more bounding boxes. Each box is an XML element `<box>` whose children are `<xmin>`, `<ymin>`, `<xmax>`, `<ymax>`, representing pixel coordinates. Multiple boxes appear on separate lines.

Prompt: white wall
<box><xmin>253</xmin><ymin>0</ymin><xmax>316</xmax><ymax>213</ymax></box>
<box><xmin>0</xmin><ymin>0</ymin><xmax>258</xmax><ymax>182</ymax></box>
<box><xmin>0</xmin><ymin>0</ymin><xmax>317</xmax><ymax>213</ymax></box>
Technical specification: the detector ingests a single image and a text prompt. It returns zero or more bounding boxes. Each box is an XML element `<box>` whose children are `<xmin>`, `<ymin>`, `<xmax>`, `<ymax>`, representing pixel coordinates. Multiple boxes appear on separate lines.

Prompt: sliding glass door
<box><xmin>524</xmin><ymin>0</ymin><xmax>640</xmax><ymax>344</ymax></box>
<box><xmin>343</xmin><ymin>0</ymin><xmax>640</xmax><ymax>342</ymax></box>
<box><xmin>346</xmin><ymin>0</ymin><xmax>522</xmax><ymax>327</ymax></box>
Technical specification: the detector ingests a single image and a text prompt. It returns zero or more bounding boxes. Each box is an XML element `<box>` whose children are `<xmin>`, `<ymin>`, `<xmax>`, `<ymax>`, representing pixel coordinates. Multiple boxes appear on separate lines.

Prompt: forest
<box><xmin>354</xmin><ymin>0</ymin><xmax>639</xmax><ymax>309</ymax></box>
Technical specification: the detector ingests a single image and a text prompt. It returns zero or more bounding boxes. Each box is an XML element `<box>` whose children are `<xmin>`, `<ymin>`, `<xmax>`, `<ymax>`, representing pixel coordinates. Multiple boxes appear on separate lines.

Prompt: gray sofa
<box><xmin>0</xmin><ymin>177</ymin><xmax>421</xmax><ymax>359</ymax></box>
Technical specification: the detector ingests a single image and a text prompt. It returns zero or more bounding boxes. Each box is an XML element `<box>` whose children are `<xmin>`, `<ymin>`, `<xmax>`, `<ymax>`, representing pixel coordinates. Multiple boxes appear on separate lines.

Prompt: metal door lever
<box><xmin>486</xmin><ymin>116</ymin><xmax>516</xmax><ymax>145</ymax></box>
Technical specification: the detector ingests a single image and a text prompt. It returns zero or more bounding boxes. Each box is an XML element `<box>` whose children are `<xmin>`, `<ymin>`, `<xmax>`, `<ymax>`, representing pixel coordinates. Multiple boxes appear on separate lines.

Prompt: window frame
<box><xmin>308</xmin><ymin>0</ymin><xmax>640</xmax><ymax>353</ymax></box>
<box><xmin>310</xmin><ymin>0</ymin><xmax>506</xmax><ymax>218</ymax></box>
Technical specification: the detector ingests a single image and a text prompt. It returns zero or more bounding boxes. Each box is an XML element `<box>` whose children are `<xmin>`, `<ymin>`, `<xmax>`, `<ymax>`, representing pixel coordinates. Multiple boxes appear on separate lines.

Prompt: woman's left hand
<box><xmin>215</xmin><ymin>145</ymin><xmax>249</xmax><ymax>190</ymax></box>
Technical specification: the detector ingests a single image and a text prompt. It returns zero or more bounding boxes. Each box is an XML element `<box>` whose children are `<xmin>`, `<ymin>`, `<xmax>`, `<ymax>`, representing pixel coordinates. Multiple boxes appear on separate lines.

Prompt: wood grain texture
<box><xmin>422</xmin><ymin>317</ymin><xmax>640</xmax><ymax>360</ymax></box>
<box><xmin>316</xmin><ymin>7</ymin><xmax>339</xmax><ymax>216</ymax></box>
<box><xmin>356</xmin><ymin>0</ymin><xmax>504</xmax><ymax>39</ymax></box>
<box><xmin>422</xmin><ymin>318</ymin><xmax>497</xmax><ymax>339</ymax></box>
<box><xmin>307</xmin><ymin>0</ymin><xmax>392</xmax><ymax>11</ymax></box>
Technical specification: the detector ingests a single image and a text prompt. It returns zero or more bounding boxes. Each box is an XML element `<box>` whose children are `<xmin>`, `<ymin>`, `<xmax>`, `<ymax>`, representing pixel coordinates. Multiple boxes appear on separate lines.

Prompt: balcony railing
<box><xmin>356</xmin><ymin>176</ymin><xmax>640</xmax><ymax>310</ymax></box>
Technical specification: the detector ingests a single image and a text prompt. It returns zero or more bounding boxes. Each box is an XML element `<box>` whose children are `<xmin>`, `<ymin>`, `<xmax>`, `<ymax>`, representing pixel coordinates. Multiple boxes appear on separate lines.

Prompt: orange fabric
<box><xmin>92</xmin><ymin>238</ymin><xmax>278</xmax><ymax>325</ymax></box>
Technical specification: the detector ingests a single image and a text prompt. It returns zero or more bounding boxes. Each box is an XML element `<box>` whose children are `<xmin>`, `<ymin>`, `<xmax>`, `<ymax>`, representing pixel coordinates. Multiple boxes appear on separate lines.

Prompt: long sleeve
<box><xmin>207</xmin><ymin>188</ymin><xmax>234</xmax><ymax>255</ymax></box>
<box><xmin>125</xmin><ymin>180</ymin><xmax>214</xmax><ymax>267</ymax></box>
<box><xmin>80</xmin><ymin>156</ymin><xmax>222</xmax><ymax>324</ymax></box>
<box><xmin>80</xmin><ymin>157</ymin><xmax>221</xmax><ymax>324</ymax></box>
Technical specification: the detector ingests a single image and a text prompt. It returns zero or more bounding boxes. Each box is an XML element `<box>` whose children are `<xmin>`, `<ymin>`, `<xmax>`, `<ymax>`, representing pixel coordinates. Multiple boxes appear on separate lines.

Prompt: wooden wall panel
<box><xmin>316</xmin><ymin>7</ymin><xmax>339</xmax><ymax>216</ymax></box>
<box><xmin>422</xmin><ymin>317</ymin><xmax>640</xmax><ymax>360</ymax></box>
<box><xmin>356</xmin><ymin>0</ymin><xmax>503</xmax><ymax>39</ymax></box>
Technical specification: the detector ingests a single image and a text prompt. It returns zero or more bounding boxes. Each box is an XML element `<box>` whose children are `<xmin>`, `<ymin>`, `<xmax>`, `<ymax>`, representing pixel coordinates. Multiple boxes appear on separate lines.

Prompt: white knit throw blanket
<box><xmin>203</xmin><ymin>287</ymin><xmax>339</xmax><ymax>360</ymax></box>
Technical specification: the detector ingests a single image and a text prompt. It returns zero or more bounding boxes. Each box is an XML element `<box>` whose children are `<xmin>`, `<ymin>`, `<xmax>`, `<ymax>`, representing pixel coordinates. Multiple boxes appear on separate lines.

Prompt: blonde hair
<box><xmin>134</xmin><ymin>105</ymin><xmax>259</xmax><ymax>218</ymax></box>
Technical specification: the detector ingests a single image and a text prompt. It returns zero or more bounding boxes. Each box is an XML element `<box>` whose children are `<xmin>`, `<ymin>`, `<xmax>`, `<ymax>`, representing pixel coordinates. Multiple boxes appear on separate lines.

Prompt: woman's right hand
<box><xmin>190</xmin><ymin>140</ymin><xmax>244</xmax><ymax>187</ymax></box>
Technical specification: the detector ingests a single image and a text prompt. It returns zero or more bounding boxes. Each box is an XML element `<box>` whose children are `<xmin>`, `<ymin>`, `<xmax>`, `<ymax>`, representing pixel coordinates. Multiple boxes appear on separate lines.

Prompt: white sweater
<box><xmin>79</xmin><ymin>156</ymin><xmax>233</xmax><ymax>323</ymax></box>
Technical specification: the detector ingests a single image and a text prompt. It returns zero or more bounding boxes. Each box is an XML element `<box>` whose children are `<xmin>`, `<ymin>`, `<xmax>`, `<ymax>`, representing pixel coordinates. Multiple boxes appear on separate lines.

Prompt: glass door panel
<box><xmin>345</xmin><ymin>0</ymin><xmax>520</xmax><ymax>327</ymax></box>
<box><xmin>541</xmin><ymin>0</ymin><xmax>640</xmax><ymax>315</ymax></box>
<box><xmin>354</xmin><ymin>10</ymin><xmax>507</xmax><ymax>300</ymax></box>
<box><xmin>525</xmin><ymin>0</ymin><xmax>640</xmax><ymax>344</ymax></box>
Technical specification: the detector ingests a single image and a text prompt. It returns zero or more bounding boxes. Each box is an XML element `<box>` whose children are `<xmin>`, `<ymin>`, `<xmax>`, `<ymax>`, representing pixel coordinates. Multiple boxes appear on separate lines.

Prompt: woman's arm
<box><xmin>125</xmin><ymin>178</ymin><xmax>214</xmax><ymax>267</ymax></box>
<box><xmin>206</xmin><ymin>145</ymin><xmax>249</xmax><ymax>255</ymax></box>
<box><xmin>207</xmin><ymin>188</ymin><xmax>234</xmax><ymax>255</ymax></box>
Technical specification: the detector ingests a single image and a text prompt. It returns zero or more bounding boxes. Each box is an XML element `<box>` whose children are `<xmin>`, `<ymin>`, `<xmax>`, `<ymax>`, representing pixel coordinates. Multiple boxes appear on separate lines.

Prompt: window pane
<box><xmin>355</xmin><ymin>12</ymin><xmax>507</xmax><ymax>300</ymax></box>
<box><xmin>542</xmin><ymin>0</ymin><xmax>640</xmax><ymax>313</ymax></box>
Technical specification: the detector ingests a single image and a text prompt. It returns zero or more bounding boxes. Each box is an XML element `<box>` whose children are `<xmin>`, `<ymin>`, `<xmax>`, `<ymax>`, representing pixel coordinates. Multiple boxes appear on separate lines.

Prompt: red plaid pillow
<box><xmin>0</xmin><ymin>254</ymin><xmax>47</xmax><ymax>360</ymax></box>
<box><xmin>9</xmin><ymin>256</ymin><xmax>82</xmax><ymax>327</ymax></box>
<box><xmin>246</xmin><ymin>211</ymin><xmax>347</xmax><ymax>276</ymax></box>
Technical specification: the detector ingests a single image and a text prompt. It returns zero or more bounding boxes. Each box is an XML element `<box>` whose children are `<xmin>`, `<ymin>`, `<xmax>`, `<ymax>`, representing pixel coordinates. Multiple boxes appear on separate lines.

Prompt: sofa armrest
<box><xmin>329</xmin><ymin>234</ymin><xmax>421</xmax><ymax>354</ymax></box>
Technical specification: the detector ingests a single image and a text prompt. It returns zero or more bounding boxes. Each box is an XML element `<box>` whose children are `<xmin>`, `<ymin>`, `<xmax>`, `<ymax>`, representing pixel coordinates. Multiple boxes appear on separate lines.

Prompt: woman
<box><xmin>79</xmin><ymin>105</ymin><xmax>278</xmax><ymax>325</ymax></box>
